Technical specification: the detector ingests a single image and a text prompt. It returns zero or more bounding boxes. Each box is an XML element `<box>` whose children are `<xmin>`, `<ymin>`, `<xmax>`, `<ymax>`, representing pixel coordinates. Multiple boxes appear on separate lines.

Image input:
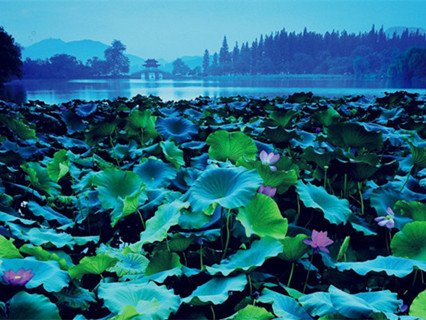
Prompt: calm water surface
<box><xmin>2</xmin><ymin>78</ymin><xmax>426</xmax><ymax>104</ymax></box>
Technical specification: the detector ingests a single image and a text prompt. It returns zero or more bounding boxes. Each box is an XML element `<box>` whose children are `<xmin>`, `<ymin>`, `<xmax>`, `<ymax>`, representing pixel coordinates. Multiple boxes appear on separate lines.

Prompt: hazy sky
<box><xmin>1</xmin><ymin>0</ymin><xmax>426</xmax><ymax>60</ymax></box>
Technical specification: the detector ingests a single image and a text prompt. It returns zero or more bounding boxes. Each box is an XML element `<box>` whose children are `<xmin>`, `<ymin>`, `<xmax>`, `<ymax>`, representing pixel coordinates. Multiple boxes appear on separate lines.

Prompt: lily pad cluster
<box><xmin>0</xmin><ymin>91</ymin><xmax>425</xmax><ymax>319</ymax></box>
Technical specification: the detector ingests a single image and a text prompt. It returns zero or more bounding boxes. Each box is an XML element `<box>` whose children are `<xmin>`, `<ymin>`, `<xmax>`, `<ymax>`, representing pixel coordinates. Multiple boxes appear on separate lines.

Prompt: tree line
<box><xmin>202</xmin><ymin>26</ymin><xmax>426</xmax><ymax>79</ymax></box>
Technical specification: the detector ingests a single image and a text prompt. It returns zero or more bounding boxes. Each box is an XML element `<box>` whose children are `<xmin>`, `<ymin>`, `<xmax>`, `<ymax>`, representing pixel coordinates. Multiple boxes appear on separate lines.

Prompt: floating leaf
<box><xmin>98</xmin><ymin>281</ymin><xmax>180</xmax><ymax>319</ymax></box>
<box><xmin>206</xmin><ymin>130</ymin><xmax>257</xmax><ymax>163</ymax></box>
<box><xmin>391</xmin><ymin>221</ymin><xmax>426</xmax><ymax>261</ymax></box>
<box><xmin>186</xmin><ymin>166</ymin><xmax>262</xmax><ymax>212</ymax></box>
<box><xmin>237</xmin><ymin>193</ymin><xmax>288</xmax><ymax>239</ymax></box>
<box><xmin>206</xmin><ymin>237</ymin><xmax>283</xmax><ymax>276</ymax></box>
<box><xmin>107</xmin><ymin>253</ymin><xmax>149</xmax><ymax>277</ymax></box>
<box><xmin>134</xmin><ymin>158</ymin><xmax>176</xmax><ymax>189</ymax></box>
<box><xmin>296</xmin><ymin>181</ymin><xmax>352</xmax><ymax>225</ymax></box>
<box><xmin>183</xmin><ymin>274</ymin><xmax>247</xmax><ymax>305</ymax></box>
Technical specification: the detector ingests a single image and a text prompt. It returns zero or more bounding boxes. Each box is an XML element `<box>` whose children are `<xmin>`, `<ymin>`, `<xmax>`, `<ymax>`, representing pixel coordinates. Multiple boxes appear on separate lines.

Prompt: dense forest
<box><xmin>203</xmin><ymin>26</ymin><xmax>426</xmax><ymax>80</ymax></box>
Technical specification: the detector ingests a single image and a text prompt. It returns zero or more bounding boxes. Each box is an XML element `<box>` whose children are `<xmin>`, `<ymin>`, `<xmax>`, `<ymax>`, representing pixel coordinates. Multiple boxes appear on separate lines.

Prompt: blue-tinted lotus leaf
<box><xmin>409</xmin><ymin>289</ymin><xmax>426</xmax><ymax>319</ymax></box>
<box><xmin>60</xmin><ymin>110</ymin><xmax>87</xmax><ymax>134</ymax></box>
<box><xmin>156</xmin><ymin>117</ymin><xmax>198</xmax><ymax>142</ymax></box>
<box><xmin>183</xmin><ymin>274</ymin><xmax>247</xmax><ymax>305</ymax></box>
<box><xmin>28</xmin><ymin>201</ymin><xmax>74</xmax><ymax>227</ymax></box>
<box><xmin>349</xmin><ymin>215</ymin><xmax>377</xmax><ymax>236</ymax></box>
<box><xmin>279</xmin><ymin>234</ymin><xmax>309</xmax><ymax>261</ymax></box>
<box><xmin>186</xmin><ymin>166</ymin><xmax>262</xmax><ymax>212</ymax></box>
<box><xmin>130</xmin><ymin>200</ymin><xmax>188</xmax><ymax>250</ymax></box>
<box><xmin>54</xmin><ymin>286</ymin><xmax>96</xmax><ymax>311</ymax></box>
<box><xmin>0</xmin><ymin>235</ymin><xmax>22</xmax><ymax>258</ymax></box>
<box><xmin>75</xmin><ymin>103</ymin><xmax>97</xmax><ymax>117</ymax></box>
<box><xmin>181</xmin><ymin>141</ymin><xmax>206</xmax><ymax>150</ymax></box>
<box><xmin>206</xmin><ymin>237</ymin><xmax>283</xmax><ymax>276</ymax></box>
<box><xmin>391</xmin><ymin>221</ymin><xmax>426</xmax><ymax>261</ymax></box>
<box><xmin>296</xmin><ymin>181</ymin><xmax>352</xmax><ymax>225</ymax></box>
<box><xmin>326</xmin><ymin>122</ymin><xmax>383</xmax><ymax>150</ymax></box>
<box><xmin>98</xmin><ymin>281</ymin><xmax>180</xmax><ymax>319</ymax></box>
<box><xmin>160</xmin><ymin>140</ymin><xmax>185</xmax><ymax>169</ymax></box>
<box><xmin>46</xmin><ymin>149</ymin><xmax>70</xmax><ymax>182</ymax></box>
<box><xmin>107</xmin><ymin>253</ymin><xmax>150</xmax><ymax>277</ymax></box>
<box><xmin>336</xmin><ymin>255</ymin><xmax>426</xmax><ymax>277</ymax></box>
<box><xmin>258</xmin><ymin>288</ymin><xmax>312</xmax><ymax>320</ymax></box>
<box><xmin>0</xmin><ymin>257</ymin><xmax>70</xmax><ymax>292</ymax></box>
<box><xmin>299</xmin><ymin>291</ymin><xmax>336</xmax><ymax>317</ymax></box>
<box><xmin>134</xmin><ymin>158</ymin><xmax>176</xmax><ymax>188</ymax></box>
<box><xmin>227</xmin><ymin>305</ymin><xmax>275</xmax><ymax>320</ymax></box>
<box><xmin>0</xmin><ymin>209</ymin><xmax>36</xmax><ymax>225</ymax></box>
<box><xmin>206</xmin><ymin>130</ymin><xmax>258</xmax><ymax>163</ymax></box>
<box><xmin>16</xmin><ymin>227</ymin><xmax>75</xmax><ymax>249</ymax></box>
<box><xmin>7</xmin><ymin>292</ymin><xmax>60</xmax><ymax>320</ymax></box>
<box><xmin>237</xmin><ymin>193</ymin><xmax>288</xmax><ymax>239</ymax></box>
<box><xmin>69</xmin><ymin>254</ymin><xmax>118</xmax><ymax>279</ymax></box>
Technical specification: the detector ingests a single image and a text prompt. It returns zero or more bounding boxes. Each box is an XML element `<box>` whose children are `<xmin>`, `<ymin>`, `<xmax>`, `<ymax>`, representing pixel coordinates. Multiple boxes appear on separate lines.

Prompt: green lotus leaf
<box><xmin>183</xmin><ymin>274</ymin><xmax>247</xmax><ymax>305</ymax></box>
<box><xmin>21</xmin><ymin>162</ymin><xmax>61</xmax><ymax>196</ymax></box>
<box><xmin>258</xmin><ymin>288</ymin><xmax>312</xmax><ymax>320</ymax></box>
<box><xmin>186</xmin><ymin>166</ymin><xmax>262</xmax><ymax>212</ymax></box>
<box><xmin>206</xmin><ymin>130</ymin><xmax>257</xmax><ymax>163</ymax></box>
<box><xmin>124</xmin><ymin>109</ymin><xmax>158</xmax><ymax>142</ymax></box>
<box><xmin>326</xmin><ymin>122</ymin><xmax>383</xmax><ymax>150</ymax></box>
<box><xmin>107</xmin><ymin>253</ymin><xmax>150</xmax><ymax>277</ymax></box>
<box><xmin>227</xmin><ymin>305</ymin><xmax>275</xmax><ymax>320</ymax></box>
<box><xmin>98</xmin><ymin>281</ymin><xmax>180</xmax><ymax>319</ymax></box>
<box><xmin>409</xmin><ymin>289</ymin><xmax>426</xmax><ymax>319</ymax></box>
<box><xmin>391</xmin><ymin>221</ymin><xmax>426</xmax><ymax>261</ymax></box>
<box><xmin>19</xmin><ymin>244</ymin><xmax>69</xmax><ymax>269</ymax></box>
<box><xmin>313</xmin><ymin>107</ymin><xmax>340</xmax><ymax>127</ymax></box>
<box><xmin>92</xmin><ymin>168</ymin><xmax>147</xmax><ymax>226</ymax></box>
<box><xmin>130</xmin><ymin>200</ymin><xmax>188</xmax><ymax>250</ymax></box>
<box><xmin>263</xmin><ymin>127</ymin><xmax>298</xmax><ymax>144</ymax></box>
<box><xmin>0</xmin><ymin>257</ymin><xmax>70</xmax><ymax>292</ymax></box>
<box><xmin>334</xmin><ymin>153</ymin><xmax>380</xmax><ymax>181</ymax></box>
<box><xmin>134</xmin><ymin>158</ymin><xmax>177</xmax><ymax>189</ymax></box>
<box><xmin>302</xmin><ymin>147</ymin><xmax>334</xmax><ymax>169</ymax></box>
<box><xmin>394</xmin><ymin>200</ymin><xmax>426</xmax><ymax>221</ymax></box>
<box><xmin>296</xmin><ymin>181</ymin><xmax>352</xmax><ymax>225</ymax></box>
<box><xmin>27</xmin><ymin>201</ymin><xmax>74</xmax><ymax>227</ymax></box>
<box><xmin>160</xmin><ymin>140</ymin><xmax>185</xmax><ymax>169</ymax></box>
<box><xmin>54</xmin><ymin>286</ymin><xmax>96</xmax><ymax>311</ymax></box>
<box><xmin>47</xmin><ymin>150</ymin><xmax>70</xmax><ymax>182</ymax></box>
<box><xmin>69</xmin><ymin>254</ymin><xmax>118</xmax><ymax>279</ymax></box>
<box><xmin>409</xmin><ymin>142</ymin><xmax>426</xmax><ymax>168</ymax></box>
<box><xmin>236</xmin><ymin>193</ymin><xmax>288</xmax><ymax>239</ymax></box>
<box><xmin>206</xmin><ymin>237</ymin><xmax>283</xmax><ymax>276</ymax></box>
<box><xmin>145</xmin><ymin>250</ymin><xmax>182</xmax><ymax>277</ymax></box>
<box><xmin>336</xmin><ymin>236</ymin><xmax>350</xmax><ymax>261</ymax></box>
<box><xmin>336</xmin><ymin>255</ymin><xmax>426</xmax><ymax>277</ymax></box>
<box><xmin>237</xmin><ymin>159</ymin><xmax>298</xmax><ymax>191</ymax></box>
<box><xmin>279</xmin><ymin>234</ymin><xmax>309</xmax><ymax>261</ymax></box>
<box><xmin>270</xmin><ymin>110</ymin><xmax>300</xmax><ymax>128</ymax></box>
<box><xmin>0</xmin><ymin>116</ymin><xmax>36</xmax><ymax>140</ymax></box>
<box><xmin>86</xmin><ymin>122</ymin><xmax>117</xmax><ymax>143</ymax></box>
<box><xmin>6</xmin><ymin>292</ymin><xmax>60</xmax><ymax>320</ymax></box>
<box><xmin>0</xmin><ymin>235</ymin><xmax>22</xmax><ymax>258</ymax></box>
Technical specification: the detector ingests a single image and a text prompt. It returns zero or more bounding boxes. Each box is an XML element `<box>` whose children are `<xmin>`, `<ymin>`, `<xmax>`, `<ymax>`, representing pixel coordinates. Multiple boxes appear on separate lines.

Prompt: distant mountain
<box><xmin>385</xmin><ymin>27</ymin><xmax>426</xmax><ymax>37</ymax></box>
<box><xmin>23</xmin><ymin>38</ymin><xmax>202</xmax><ymax>74</ymax></box>
<box><xmin>23</xmin><ymin>39</ymin><xmax>146</xmax><ymax>73</ymax></box>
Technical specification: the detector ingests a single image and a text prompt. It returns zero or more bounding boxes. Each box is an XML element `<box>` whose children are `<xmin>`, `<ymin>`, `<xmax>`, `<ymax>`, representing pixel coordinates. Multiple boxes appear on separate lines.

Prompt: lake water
<box><xmin>2</xmin><ymin>78</ymin><xmax>426</xmax><ymax>104</ymax></box>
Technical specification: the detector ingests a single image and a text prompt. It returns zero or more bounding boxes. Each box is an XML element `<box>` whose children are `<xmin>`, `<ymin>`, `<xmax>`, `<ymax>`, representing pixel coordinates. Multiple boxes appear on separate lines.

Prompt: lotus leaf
<box><xmin>409</xmin><ymin>289</ymin><xmax>426</xmax><ymax>319</ymax></box>
<box><xmin>21</xmin><ymin>162</ymin><xmax>61</xmax><ymax>196</ymax></box>
<box><xmin>54</xmin><ymin>286</ymin><xmax>96</xmax><ymax>311</ymax></box>
<box><xmin>394</xmin><ymin>200</ymin><xmax>426</xmax><ymax>221</ymax></box>
<box><xmin>0</xmin><ymin>235</ymin><xmax>22</xmax><ymax>258</ymax></box>
<box><xmin>236</xmin><ymin>193</ymin><xmax>288</xmax><ymax>239</ymax></box>
<box><xmin>391</xmin><ymin>221</ymin><xmax>426</xmax><ymax>261</ymax></box>
<box><xmin>47</xmin><ymin>150</ymin><xmax>70</xmax><ymax>182</ymax></box>
<box><xmin>107</xmin><ymin>253</ymin><xmax>150</xmax><ymax>277</ymax></box>
<box><xmin>326</xmin><ymin>122</ymin><xmax>383</xmax><ymax>150</ymax></box>
<box><xmin>28</xmin><ymin>201</ymin><xmax>74</xmax><ymax>227</ymax></box>
<box><xmin>145</xmin><ymin>250</ymin><xmax>182</xmax><ymax>277</ymax></box>
<box><xmin>206</xmin><ymin>130</ymin><xmax>257</xmax><ymax>163</ymax></box>
<box><xmin>6</xmin><ymin>292</ymin><xmax>60</xmax><ymax>320</ymax></box>
<box><xmin>156</xmin><ymin>117</ymin><xmax>198</xmax><ymax>142</ymax></box>
<box><xmin>98</xmin><ymin>281</ymin><xmax>180</xmax><ymax>319</ymax></box>
<box><xmin>296</xmin><ymin>181</ymin><xmax>352</xmax><ymax>225</ymax></box>
<box><xmin>160</xmin><ymin>140</ymin><xmax>185</xmax><ymax>169</ymax></box>
<box><xmin>227</xmin><ymin>305</ymin><xmax>275</xmax><ymax>320</ymax></box>
<box><xmin>183</xmin><ymin>274</ymin><xmax>247</xmax><ymax>305</ymax></box>
<box><xmin>134</xmin><ymin>158</ymin><xmax>177</xmax><ymax>188</ymax></box>
<box><xmin>69</xmin><ymin>254</ymin><xmax>118</xmax><ymax>279</ymax></box>
<box><xmin>19</xmin><ymin>244</ymin><xmax>69</xmax><ymax>269</ymax></box>
<box><xmin>186</xmin><ymin>166</ymin><xmax>262</xmax><ymax>212</ymax></box>
<box><xmin>279</xmin><ymin>234</ymin><xmax>309</xmax><ymax>261</ymax></box>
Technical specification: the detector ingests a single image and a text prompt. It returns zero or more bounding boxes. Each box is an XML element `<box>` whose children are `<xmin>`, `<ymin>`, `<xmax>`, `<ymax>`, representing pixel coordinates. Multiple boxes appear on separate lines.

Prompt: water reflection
<box><xmin>1</xmin><ymin>78</ymin><xmax>425</xmax><ymax>105</ymax></box>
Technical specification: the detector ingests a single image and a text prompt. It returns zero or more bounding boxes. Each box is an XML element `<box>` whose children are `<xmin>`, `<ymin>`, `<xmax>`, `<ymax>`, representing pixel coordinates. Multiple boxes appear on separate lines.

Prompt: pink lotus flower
<box><xmin>258</xmin><ymin>185</ymin><xmax>277</xmax><ymax>197</ymax></box>
<box><xmin>374</xmin><ymin>207</ymin><xmax>395</xmax><ymax>230</ymax></box>
<box><xmin>304</xmin><ymin>230</ymin><xmax>334</xmax><ymax>254</ymax></box>
<box><xmin>259</xmin><ymin>150</ymin><xmax>280</xmax><ymax>171</ymax></box>
<box><xmin>2</xmin><ymin>268</ymin><xmax>34</xmax><ymax>286</ymax></box>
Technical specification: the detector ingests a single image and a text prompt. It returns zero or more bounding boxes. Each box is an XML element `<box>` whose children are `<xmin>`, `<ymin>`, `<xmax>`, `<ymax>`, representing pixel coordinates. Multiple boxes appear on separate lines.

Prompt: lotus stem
<box><xmin>287</xmin><ymin>262</ymin><xmax>295</xmax><ymax>287</ymax></box>
<box><xmin>294</xmin><ymin>194</ymin><xmax>301</xmax><ymax>225</ymax></box>
<box><xmin>343</xmin><ymin>174</ymin><xmax>348</xmax><ymax>198</ymax></box>
<box><xmin>210</xmin><ymin>305</ymin><xmax>216</xmax><ymax>320</ymax></box>
<box><xmin>400</xmin><ymin>166</ymin><xmax>413</xmax><ymax>192</ymax></box>
<box><xmin>182</xmin><ymin>252</ymin><xmax>188</xmax><ymax>266</ymax></box>
<box><xmin>137</xmin><ymin>210</ymin><xmax>146</xmax><ymax>230</ymax></box>
<box><xmin>199</xmin><ymin>244</ymin><xmax>204</xmax><ymax>270</ymax></box>
<box><xmin>221</xmin><ymin>210</ymin><xmax>232</xmax><ymax>260</ymax></box>
<box><xmin>303</xmin><ymin>253</ymin><xmax>315</xmax><ymax>293</ymax></box>
<box><xmin>385</xmin><ymin>230</ymin><xmax>391</xmax><ymax>255</ymax></box>
<box><xmin>357</xmin><ymin>182</ymin><xmax>365</xmax><ymax>215</ymax></box>
<box><xmin>323</xmin><ymin>166</ymin><xmax>328</xmax><ymax>189</ymax></box>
